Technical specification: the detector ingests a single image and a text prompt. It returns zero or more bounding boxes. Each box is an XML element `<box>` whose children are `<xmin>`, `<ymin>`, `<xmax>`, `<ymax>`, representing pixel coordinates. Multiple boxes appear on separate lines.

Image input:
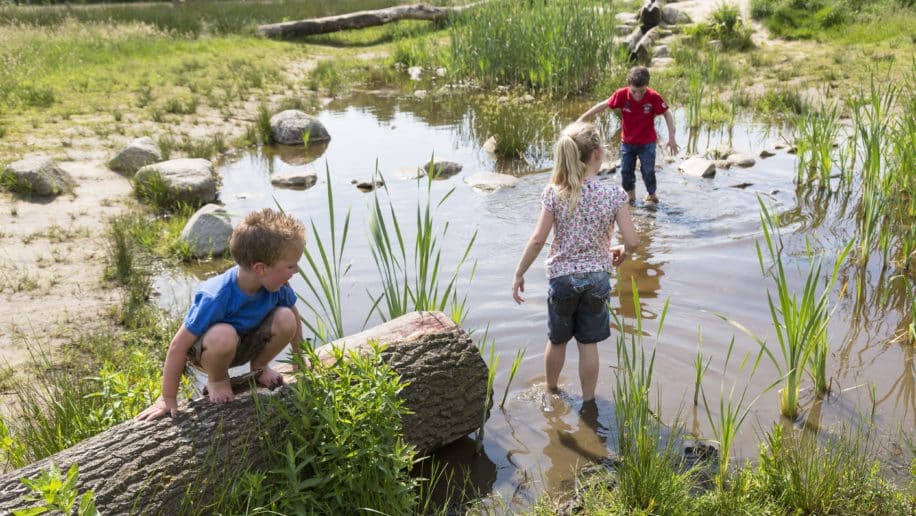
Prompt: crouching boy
<box><xmin>136</xmin><ymin>208</ymin><xmax>305</xmax><ymax>421</ymax></box>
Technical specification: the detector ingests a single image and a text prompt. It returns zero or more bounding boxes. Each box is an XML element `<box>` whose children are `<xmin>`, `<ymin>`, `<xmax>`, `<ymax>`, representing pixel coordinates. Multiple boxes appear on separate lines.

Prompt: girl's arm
<box><xmin>513</xmin><ymin>207</ymin><xmax>554</xmax><ymax>303</ymax></box>
<box><xmin>609</xmin><ymin>204</ymin><xmax>638</xmax><ymax>266</ymax></box>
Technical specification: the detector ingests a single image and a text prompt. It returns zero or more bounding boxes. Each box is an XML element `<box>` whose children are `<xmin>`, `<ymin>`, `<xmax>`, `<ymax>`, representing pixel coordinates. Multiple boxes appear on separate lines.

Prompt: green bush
<box><xmin>221</xmin><ymin>345</ymin><xmax>419</xmax><ymax>514</ymax></box>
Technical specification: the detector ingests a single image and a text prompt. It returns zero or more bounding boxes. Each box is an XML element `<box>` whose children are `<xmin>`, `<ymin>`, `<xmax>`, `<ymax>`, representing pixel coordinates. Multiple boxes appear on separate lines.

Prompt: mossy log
<box><xmin>0</xmin><ymin>311</ymin><xmax>490</xmax><ymax>514</ymax></box>
<box><xmin>258</xmin><ymin>3</ymin><xmax>480</xmax><ymax>39</ymax></box>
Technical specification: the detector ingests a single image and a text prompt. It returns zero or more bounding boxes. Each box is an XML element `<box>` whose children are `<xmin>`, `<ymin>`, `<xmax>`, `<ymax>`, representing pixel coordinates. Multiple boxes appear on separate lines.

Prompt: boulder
<box><xmin>352</xmin><ymin>178</ymin><xmax>385</xmax><ymax>192</ymax></box>
<box><xmin>759</xmin><ymin>149</ymin><xmax>776</xmax><ymax>158</ymax></box>
<box><xmin>464</xmin><ymin>172</ymin><xmax>521</xmax><ymax>191</ymax></box>
<box><xmin>179</xmin><ymin>204</ymin><xmax>232</xmax><ymax>258</ymax></box>
<box><xmin>726</xmin><ymin>153</ymin><xmax>756</xmax><ymax>168</ymax></box>
<box><xmin>679</xmin><ymin>157</ymin><xmax>716</xmax><ymax>178</ymax></box>
<box><xmin>269</xmin><ymin>110</ymin><xmax>331</xmax><ymax>145</ymax></box>
<box><xmin>134</xmin><ymin>158</ymin><xmax>218</xmax><ymax>206</ymax></box>
<box><xmin>420</xmin><ymin>159</ymin><xmax>463</xmax><ymax>179</ymax></box>
<box><xmin>653</xmin><ymin>45</ymin><xmax>670</xmax><ymax>58</ymax></box>
<box><xmin>108</xmin><ymin>137</ymin><xmax>162</xmax><ymax>174</ymax></box>
<box><xmin>270</xmin><ymin>170</ymin><xmax>317</xmax><ymax>189</ymax></box>
<box><xmin>1</xmin><ymin>156</ymin><xmax>75</xmax><ymax>197</ymax></box>
<box><xmin>661</xmin><ymin>6</ymin><xmax>691</xmax><ymax>25</ymax></box>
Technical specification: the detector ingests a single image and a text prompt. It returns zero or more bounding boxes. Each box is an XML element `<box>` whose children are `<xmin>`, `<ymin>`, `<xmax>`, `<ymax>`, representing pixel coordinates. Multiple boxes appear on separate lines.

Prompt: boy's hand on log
<box><xmin>134</xmin><ymin>396</ymin><xmax>179</xmax><ymax>421</ymax></box>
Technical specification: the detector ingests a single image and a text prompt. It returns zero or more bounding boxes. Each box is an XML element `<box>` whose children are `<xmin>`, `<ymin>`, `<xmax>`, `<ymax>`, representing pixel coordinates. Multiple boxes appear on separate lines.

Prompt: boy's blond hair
<box><xmin>229</xmin><ymin>208</ymin><xmax>305</xmax><ymax>268</ymax></box>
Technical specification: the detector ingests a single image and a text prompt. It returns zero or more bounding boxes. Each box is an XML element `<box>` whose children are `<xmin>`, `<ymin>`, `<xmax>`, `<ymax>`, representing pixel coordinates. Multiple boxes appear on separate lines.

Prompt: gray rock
<box><xmin>653</xmin><ymin>45</ymin><xmax>670</xmax><ymax>58</ymax></box>
<box><xmin>420</xmin><ymin>160</ymin><xmax>463</xmax><ymax>179</ymax></box>
<box><xmin>482</xmin><ymin>136</ymin><xmax>498</xmax><ymax>155</ymax></box>
<box><xmin>661</xmin><ymin>6</ymin><xmax>691</xmax><ymax>25</ymax></box>
<box><xmin>134</xmin><ymin>158</ymin><xmax>217</xmax><ymax>206</ymax></box>
<box><xmin>414</xmin><ymin>89</ymin><xmax>428</xmax><ymax>99</ymax></box>
<box><xmin>1</xmin><ymin>156</ymin><xmax>75</xmax><ymax>197</ymax></box>
<box><xmin>269</xmin><ymin>110</ymin><xmax>331</xmax><ymax>145</ymax></box>
<box><xmin>271</xmin><ymin>170</ymin><xmax>317</xmax><ymax>189</ymax></box>
<box><xmin>464</xmin><ymin>172</ymin><xmax>520</xmax><ymax>191</ymax></box>
<box><xmin>759</xmin><ymin>149</ymin><xmax>776</xmax><ymax>158</ymax></box>
<box><xmin>408</xmin><ymin>66</ymin><xmax>422</xmax><ymax>81</ymax></box>
<box><xmin>651</xmin><ymin>57</ymin><xmax>675</xmax><ymax>70</ymax></box>
<box><xmin>615</xmin><ymin>12</ymin><xmax>638</xmax><ymax>24</ymax></box>
<box><xmin>726</xmin><ymin>153</ymin><xmax>756</xmax><ymax>168</ymax></box>
<box><xmin>108</xmin><ymin>137</ymin><xmax>161</xmax><ymax>174</ymax></box>
<box><xmin>180</xmin><ymin>204</ymin><xmax>232</xmax><ymax>258</ymax></box>
<box><xmin>353</xmin><ymin>178</ymin><xmax>385</xmax><ymax>192</ymax></box>
<box><xmin>435</xmin><ymin>67</ymin><xmax>447</xmax><ymax>78</ymax></box>
<box><xmin>521</xmin><ymin>94</ymin><xmax>535</xmax><ymax>103</ymax></box>
<box><xmin>679</xmin><ymin>157</ymin><xmax>716</xmax><ymax>178</ymax></box>
<box><xmin>707</xmin><ymin>145</ymin><xmax>734</xmax><ymax>160</ymax></box>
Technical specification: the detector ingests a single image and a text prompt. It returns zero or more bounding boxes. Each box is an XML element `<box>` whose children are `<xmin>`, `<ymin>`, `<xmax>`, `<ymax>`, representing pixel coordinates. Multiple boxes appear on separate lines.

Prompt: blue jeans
<box><xmin>547</xmin><ymin>272</ymin><xmax>611</xmax><ymax>344</ymax></box>
<box><xmin>620</xmin><ymin>142</ymin><xmax>657</xmax><ymax>195</ymax></box>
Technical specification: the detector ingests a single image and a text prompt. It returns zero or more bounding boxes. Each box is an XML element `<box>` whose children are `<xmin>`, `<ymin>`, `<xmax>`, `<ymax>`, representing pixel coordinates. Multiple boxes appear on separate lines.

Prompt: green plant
<box><xmin>794</xmin><ymin>101</ymin><xmax>841</xmax><ymax>187</ymax></box>
<box><xmin>290</xmin><ymin>169</ymin><xmax>351</xmax><ymax>344</ymax></box>
<box><xmin>757</xmin><ymin>423</ymin><xmax>910</xmax><ymax>514</ymax></box>
<box><xmin>500</xmin><ymin>347</ymin><xmax>526</xmax><ymax>409</ymax></box>
<box><xmin>701</xmin><ymin>338</ymin><xmax>771</xmax><ymax>487</ymax></box>
<box><xmin>255</xmin><ymin>102</ymin><xmax>272</xmax><ymax>145</ymax></box>
<box><xmin>692</xmin><ymin>329</ymin><xmax>712</xmax><ymax>406</ymax></box>
<box><xmin>476</xmin><ymin>330</ymin><xmax>498</xmax><ymax>453</ymax></box>
<box><xmin>367</xmin><ymin>164</ymin><xmax>477</xmax><ymax>323</ymax></box>
<box><xmin>449</xmin><ymin>0</ymin><xmax>620</xmax><ymax>97</ymax></box>
<box><xmin>235</xmin><ymin>344</ymin><xmax>418</xmax><ymax>514</ymax></box>
<box><xmin>13</xmin><ymin>463</ymin><xmax>98</xmax><ymax>516</ymax></box>
<box><xmin>611</xmin><ymin>287</ymin><xmax>692</xmax><ymax>512</ymax></box>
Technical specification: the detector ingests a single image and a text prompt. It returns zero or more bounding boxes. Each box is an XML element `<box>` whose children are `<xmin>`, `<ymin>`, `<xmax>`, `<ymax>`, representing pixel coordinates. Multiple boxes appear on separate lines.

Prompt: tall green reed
<box><xmin>368</xmin><ymin>163</ymin><xmax>477</xmax><ymax>324</ymax></box>
<box><xmin>700</xmin><ymin>338</ymin><xmax>772</xmax><ymax>487</ymax></box>
<box><xmin>794</xmin><ymin>100</ymin><xmax>840</xmax><ymax>187</ymax></box>
<box><xmin>449</xmin><ymin>0</ymin><xmax>619</xmax><ymax>97</ymax></box>
<box><xmin>288</xmin><ymin>167</ymin><xmax>351</xmax><ymax>344</ymax></box>
<box><xmin>612</xmin><ymin>286</ymin><xmax>691</xmax><ymax>512</ymax></box>
<box><xmin>734</xmin><ymin>198</ymin><xmax>851</xmax><ymax>418</ymax></box>
<box><xmin>693</xmin><ymin>328</ymin><xmax>712</xmax><ymax>406</ymax></box>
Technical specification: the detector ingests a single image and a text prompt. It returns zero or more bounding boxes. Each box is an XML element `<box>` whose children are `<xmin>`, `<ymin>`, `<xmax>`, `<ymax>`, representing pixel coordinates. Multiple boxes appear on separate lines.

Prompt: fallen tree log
<box><xmin>258</xmin><ymin>2</ymin><xmax>481</xmax><ymax>39</ymax></box>
<box><xmin>0</xmin><ymin>311</ymin><xmax>489</xmax><ymax>514</ymax></box>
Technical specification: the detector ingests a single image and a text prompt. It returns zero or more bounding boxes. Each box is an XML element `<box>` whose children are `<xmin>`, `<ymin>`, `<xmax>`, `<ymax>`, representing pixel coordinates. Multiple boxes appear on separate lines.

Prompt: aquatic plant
<box><xmin>290</xmin><ymin>167</ymin><xmax>351</xmax><ymax>344</ymax></box>
<box><xmin>367</xmin><ymin>163</ymin><xmax>477</xmax><ymax>324</ymax></box>
<box><xmin>693</xmin><ymin>329</ymin><xmax>712</xmax><ymax>406</ymax></box>
<box><xmin>449</xmin><ymin>0</ymin><xmax>620</xmax><ymax>97</ymax></box>
<box><xmin>701</xmin><ymin>338</ymin><xmax>772</xmax><ymax>486</ymax></box>
<box><xmin>794</xmin><ymin>101</ymin><xmax>841</xmax><ymax>187</ymax></box>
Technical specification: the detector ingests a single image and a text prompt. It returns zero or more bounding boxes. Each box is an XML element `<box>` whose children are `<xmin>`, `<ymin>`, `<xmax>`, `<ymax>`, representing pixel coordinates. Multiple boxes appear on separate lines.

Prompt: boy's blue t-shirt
<box><xmin>184</xmin><ymin>265</ymin><xmax>297</xmax><ymax>337</ymax></box>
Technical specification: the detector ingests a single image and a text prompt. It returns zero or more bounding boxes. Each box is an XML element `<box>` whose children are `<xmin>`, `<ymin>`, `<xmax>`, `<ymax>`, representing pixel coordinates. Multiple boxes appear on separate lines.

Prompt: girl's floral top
<box><xmin>541</xmin><ymin>178</ymin><xmax>629</xmax><ymax>279</ymax></box>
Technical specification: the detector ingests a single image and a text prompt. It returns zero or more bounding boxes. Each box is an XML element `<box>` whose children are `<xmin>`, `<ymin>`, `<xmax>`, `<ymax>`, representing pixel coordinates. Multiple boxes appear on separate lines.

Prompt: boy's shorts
<box><xmin>547</xmin><ymin>271</ymin><xmax>611</xmax><ymax>345</ymax></box>
<box><xmin>188</xmin><ymin>309</ymin><xmax>277</xmax><ymax>368</ymax></box>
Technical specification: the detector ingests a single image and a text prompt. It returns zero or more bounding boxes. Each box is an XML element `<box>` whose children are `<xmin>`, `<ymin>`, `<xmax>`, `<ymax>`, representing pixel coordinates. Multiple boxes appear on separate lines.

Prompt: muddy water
<box><xmin>154</xmin><ymin>93</ymin><xmax>914</xmax><ymax>507</ymax></box>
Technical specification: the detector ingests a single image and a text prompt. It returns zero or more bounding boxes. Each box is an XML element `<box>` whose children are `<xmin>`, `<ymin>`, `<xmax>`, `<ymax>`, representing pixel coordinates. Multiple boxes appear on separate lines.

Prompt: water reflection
<box><xmin>613</xmin><ymin>215</ymin><xmax>665</xmax><ymax>323</ymax></box>
<box><xmin>540</xmin><ymin>394</ymin><xmax>610</xmax><ymax>494</ymax></box>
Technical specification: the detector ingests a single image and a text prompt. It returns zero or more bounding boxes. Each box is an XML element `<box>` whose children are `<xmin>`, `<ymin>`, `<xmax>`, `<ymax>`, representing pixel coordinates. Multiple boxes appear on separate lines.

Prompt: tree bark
<box><xmin>258</xmin><ymin>3</ymin><xmax>480</xmax><ymax>39</ymax></box>
<box><xmin>0</xmin><ymin>311</ymin><xmax>490</xmax><ymax>514</ymax></box>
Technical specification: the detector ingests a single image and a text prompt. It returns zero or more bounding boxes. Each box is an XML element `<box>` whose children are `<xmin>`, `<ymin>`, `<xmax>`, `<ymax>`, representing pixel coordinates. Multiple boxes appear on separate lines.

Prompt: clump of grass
<box><xmin>219</xmin><ymin>344</ymin><xmax>418</xmax><ymax>514</ymax></box>
<box><xmin>449</xmin><ymin>0</ymin><xmax>620</xmax><ymax>97</ymax></box>
<box><xmin>794</xmin><ymin>101</ymin><xmax>841</xmax><ymax>187</ymax></box>
<box><xmin>255</xmin><ymin>102</ymin><xmax>272</xmax><ymax>145</ymax></box>
<box><xmin>757</xmin><ymin>423</ymin><xmax>910</xmax><ymax>514</ymax></box>
<box><xmin>367</xmin><ymin>164</ymin><xmax>477</xmax><ymax>325</ymax></box>
<box><xmin>473</xmin><ymin>101</ymin><xmax>555</xmax><ymax>161</ymax></box>
<box><xmin>687</xmin><ymin>2</ymin><xmax>755</xmax><ymax>51</ymax></box>
<box><xmin>291</xmin><ymin>168</ymin><xmax>351</xmax><ymax>344</ymax></box>
<box><xmin>611</xmin><ymin>288</ymin><xmax>693</xmax><ymax>512</ymax></box>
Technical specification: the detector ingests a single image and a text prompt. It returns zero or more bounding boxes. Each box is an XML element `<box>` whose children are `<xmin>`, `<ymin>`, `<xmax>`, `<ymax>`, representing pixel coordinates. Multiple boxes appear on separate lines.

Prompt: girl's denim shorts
<box><xmin>547</xmin><ymin>271</ymin><xmax>611</xmax><ymax>344</ymax></box>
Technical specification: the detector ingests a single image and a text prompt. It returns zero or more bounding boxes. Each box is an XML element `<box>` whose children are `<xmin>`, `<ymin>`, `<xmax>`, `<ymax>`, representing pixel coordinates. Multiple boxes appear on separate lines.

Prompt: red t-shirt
<box><xmin>607</xmin><ymin>87</ymin><xmax>669</xmax><ymax>145</ymax></box>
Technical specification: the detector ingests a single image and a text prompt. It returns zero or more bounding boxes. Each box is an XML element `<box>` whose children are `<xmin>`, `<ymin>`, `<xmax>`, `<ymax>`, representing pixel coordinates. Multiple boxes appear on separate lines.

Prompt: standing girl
<box><xmin>512</xmin><ymin>121</ymin><xmax>638</xmax><ymax>402</ymax></box>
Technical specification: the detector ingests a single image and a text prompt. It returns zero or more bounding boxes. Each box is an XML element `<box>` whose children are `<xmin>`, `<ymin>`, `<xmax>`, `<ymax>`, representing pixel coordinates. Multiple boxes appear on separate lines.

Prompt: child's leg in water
<box><xmin>577</xmin><ymin>342</ymin><xmax>599</xmax><ymax>402</ymax></box>
<box><xmin>250</xmin><ymin>307</ymin><xmax>298</xmax><ymax>388</ymax></box>
<box><xmin>198</xmin><ymin>323</ymin><xmax>239</xmax><ymax>404</ymax></box>
<box><xmin>544</xmin><ymin>340</ymin><xmax>568</xmax><ymax>392</ymax></box>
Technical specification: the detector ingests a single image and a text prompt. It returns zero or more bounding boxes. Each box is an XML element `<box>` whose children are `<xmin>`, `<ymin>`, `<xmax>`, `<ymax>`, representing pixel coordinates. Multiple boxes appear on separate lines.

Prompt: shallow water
<box><xmin>154</xmin><ymin>92</ymin><xmax>914</xmax><ymax>507</ymax></box>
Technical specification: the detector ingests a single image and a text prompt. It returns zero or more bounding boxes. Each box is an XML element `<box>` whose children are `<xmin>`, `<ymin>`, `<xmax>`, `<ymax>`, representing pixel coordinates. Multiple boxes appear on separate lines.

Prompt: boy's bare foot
<box><xmin>645</xmin><ymin>193</ymin><xmax>659</xmax><ymax>204</ymax></box>
<box><xmin>255</xmin><ymin>366</ymin><xmax>284</xmax><ymax>389</ymax></box>
<box><xmin>207</xmin><ymin>379</ymin><xmax>235</xmax><ymax>404</ymax></box>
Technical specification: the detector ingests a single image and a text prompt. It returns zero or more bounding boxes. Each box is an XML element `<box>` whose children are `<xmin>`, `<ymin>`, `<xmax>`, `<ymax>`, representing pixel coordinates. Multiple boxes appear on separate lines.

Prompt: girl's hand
<box><xmin>512</xmin><ymin>274</ymin><xmax>526</xmax><ymax>304</ymax></box>
<box><xmin>611</xmin><ymin>245</ymin><xmax>626</xmax><ymax>266</ymax></box>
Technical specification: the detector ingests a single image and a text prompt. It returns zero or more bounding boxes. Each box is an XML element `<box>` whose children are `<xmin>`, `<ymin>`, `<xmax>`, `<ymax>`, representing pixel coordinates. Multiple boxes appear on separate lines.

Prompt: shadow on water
<box><xmin>154</xmin><ymin>91</ymin><xmax>916</xmax><ymax>508</ymax></box>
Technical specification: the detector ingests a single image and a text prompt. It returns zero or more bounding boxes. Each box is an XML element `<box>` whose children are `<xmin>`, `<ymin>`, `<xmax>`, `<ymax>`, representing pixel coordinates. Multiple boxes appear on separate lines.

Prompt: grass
<box><xmin>751</xmin><ymin>0</ymin><xmax>916</xmax><ymax>43</ymax></box>
<box><xmin>447</xmin><ymin>0</ymin><xmax>621</xmax><ymax>98</ymax></box>
<box><xmin>367</xmin><ymin>164</ymin><xmax>477</xmax><ymax>325</ymax></box>
<box><xmin>730</xmin><ymin>199</ymin><xmax>851</xmax><ymax>417</ymax></box>
<box><xmin>291</xmin><ymin>167</ymin><xmax>352</xmax><ymax>344</ymax></box>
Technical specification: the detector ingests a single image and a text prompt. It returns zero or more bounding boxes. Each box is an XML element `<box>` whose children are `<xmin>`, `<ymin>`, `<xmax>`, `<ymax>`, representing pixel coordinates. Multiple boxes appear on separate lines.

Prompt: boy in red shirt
<box><xmin>578</xmin><ymin>66</ymin><xmax>679</xmax><ymax>204</ymax></box>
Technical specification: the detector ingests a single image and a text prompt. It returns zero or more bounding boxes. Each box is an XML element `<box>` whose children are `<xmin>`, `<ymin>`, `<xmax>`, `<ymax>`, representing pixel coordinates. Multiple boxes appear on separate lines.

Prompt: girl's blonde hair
<box><xmin>550</xmin><ymin>121</ymin><xmax>601</xmax><ymax>213</ymax></box>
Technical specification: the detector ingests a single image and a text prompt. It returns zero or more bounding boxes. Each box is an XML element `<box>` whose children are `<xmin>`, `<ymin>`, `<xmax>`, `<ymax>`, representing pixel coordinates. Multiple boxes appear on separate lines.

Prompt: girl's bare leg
<box><xmin>577</xmin><ymin>342</ymin><xmax>599</xmax><ymax>402</ymax></box>
<box><xmin>544</xmin><ymin>340</ymin><xmax>568</xmax><ymax>392</ymax></box>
